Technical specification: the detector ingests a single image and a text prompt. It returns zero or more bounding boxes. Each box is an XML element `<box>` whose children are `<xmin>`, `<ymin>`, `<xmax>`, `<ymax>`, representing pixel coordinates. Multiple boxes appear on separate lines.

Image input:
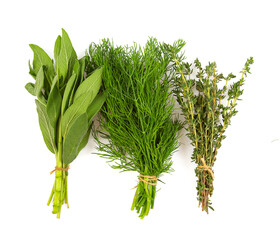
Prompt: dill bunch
<box><xmin>165</xmin><ymin>40</ymin><xmax>253</xmax><ymax>213</ymax></box>
<box><xmin>87</xmin><ymin>39</ymin><xmax>181</xmax><ymax>218</ymax></box>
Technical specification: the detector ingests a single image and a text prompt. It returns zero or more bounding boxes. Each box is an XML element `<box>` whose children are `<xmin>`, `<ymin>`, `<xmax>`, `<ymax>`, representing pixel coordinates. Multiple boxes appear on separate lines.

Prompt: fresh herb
<box><xmin>25</xmin><ymin>29</ymin><xmax>105</xmax><ymax>218</ymax></box>
<box><xmin>165</xmin><ymin>40</ymin><xmax>253</xmax><ymax>213</ymax></box>
<box><xmin>87</xmin><ymin>39</ymin><xmax>181</xmax><ymax>218</ymax></box>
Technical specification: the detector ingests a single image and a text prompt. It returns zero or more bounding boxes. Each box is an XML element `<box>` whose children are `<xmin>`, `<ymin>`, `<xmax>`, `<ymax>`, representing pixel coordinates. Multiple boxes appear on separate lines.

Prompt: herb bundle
<box><xmin>87</xmin><ymin>39</ymin><xmax>181</xmax><ymax>218</ymax></box>
<box><xmin>25</xmin><ymin>29</ymin><xmax>105</xmax><ymax>218</ymax></box>
<box><xmin>165</xmin><ymin>40</ymin><xmax>253</xmax><ymax>213</ymax></box>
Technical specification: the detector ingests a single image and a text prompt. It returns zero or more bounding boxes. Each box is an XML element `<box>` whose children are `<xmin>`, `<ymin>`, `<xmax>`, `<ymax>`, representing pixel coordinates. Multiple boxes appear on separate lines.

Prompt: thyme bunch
<box><xmin>87</xmin><ymin>39</ymin><xmax>181</xmax><ymax>218</ymax></box>
<box><xmin>165</xmin><ymin>40</ymin><xmax>253</xmax><ymax>213</ymax></box>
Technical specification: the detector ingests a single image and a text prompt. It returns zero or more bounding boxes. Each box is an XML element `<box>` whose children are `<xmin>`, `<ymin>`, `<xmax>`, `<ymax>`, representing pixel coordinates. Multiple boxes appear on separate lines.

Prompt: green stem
<box><xmin>65</xmin><ymin>174</ymin><xmax>69</xmax><ymax>208</ymax></box>
<box><xmin>47</xmin><ymin>183</ymin><xmax>55</xmax><ymax>206</ymax></box>
<box><xmin>131</xmin><ymin>185</ymin><xmax>140</xmax><ymax>211</ymax></box>
<box><xmin>52</xmin><ymin>146</ymin><xmax>63</xmax><ymax>218</ymax></box>
<box><xmin>131</xmin><ymin>178</ymin><xmax>157</xmax><ymax>219</ymax></box>
<box><xmin>47</xmin><ymin>116</ymin><xmax>68</xmax><ymax>218</ymax></box>
<box><xmin>144</xmin><ymin>184</ymin><xmax>151</xmax><ymax>217</ymax></box>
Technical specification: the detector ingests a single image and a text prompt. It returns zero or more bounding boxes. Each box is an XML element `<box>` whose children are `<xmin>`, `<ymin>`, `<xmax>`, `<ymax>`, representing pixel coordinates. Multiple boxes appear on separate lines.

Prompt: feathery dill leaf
<box><xmin>87</xmin><ymin>38</ymin><xmax>181</xmax><ymax>218</ymax></box>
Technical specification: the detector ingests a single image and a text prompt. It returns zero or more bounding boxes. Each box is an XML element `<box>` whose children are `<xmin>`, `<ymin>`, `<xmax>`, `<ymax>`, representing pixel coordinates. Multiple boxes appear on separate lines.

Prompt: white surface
<box><xmin>0</xmin><ymin>0</ymin><xmax>279</xmax><ymax>239</ymax></box>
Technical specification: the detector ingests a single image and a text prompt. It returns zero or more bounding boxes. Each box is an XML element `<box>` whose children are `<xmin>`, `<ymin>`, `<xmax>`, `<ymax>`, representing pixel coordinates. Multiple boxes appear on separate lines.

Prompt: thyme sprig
<box><xmin>165</xmin><ymin>40</ymin><xmax>253</xmax><ymax>213</ymax></box>
<box><xmin>87</xmin><ymin>39</ymin><xmax>181</xmax><ymax>218</ymax></box>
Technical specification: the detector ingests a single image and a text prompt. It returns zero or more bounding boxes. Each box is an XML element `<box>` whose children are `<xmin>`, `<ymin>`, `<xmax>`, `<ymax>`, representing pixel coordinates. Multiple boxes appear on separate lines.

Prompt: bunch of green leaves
<box><xmin>25</xmin><ymin>29</ymin><xmax>105</xmax><ymax>218</ymax></box>
<box><xmin>164</xmin><ymin>40</ymin><xmax>253</xmax><ymax>213</ymax></box>
<box><xmin>87</xmin><ymin>38</ymin><xmax>181</xmax><ymax>218</ymax></box>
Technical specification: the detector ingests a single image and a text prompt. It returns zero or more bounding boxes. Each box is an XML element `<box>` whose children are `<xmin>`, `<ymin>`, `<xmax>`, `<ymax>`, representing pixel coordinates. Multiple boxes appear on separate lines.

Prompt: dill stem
<box><xmin>131</xmin><ymin>185</ymin><xmax>140</xmax><ymax>211</ymax></box>
<box><xmin>144</xmin><ymin>183</ymin><xmax>151</xmax><ymax>217</ymax></box>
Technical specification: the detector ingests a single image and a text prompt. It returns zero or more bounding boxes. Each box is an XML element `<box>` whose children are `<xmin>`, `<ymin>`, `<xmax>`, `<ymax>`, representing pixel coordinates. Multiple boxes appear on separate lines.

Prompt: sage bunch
<box><xmin>25</xmin><ymin>29</ymin><xmax>105</xmax><ymax>218</ymax></box>
<box><xmin>165</xmin><ymin>40</ymin><xmax>253</xmax><ymax>213</ymax></box>
<box><xmin>87</xmin><ymin>39</ymin><xmax>181</xmax><ymax>218</ymax></box>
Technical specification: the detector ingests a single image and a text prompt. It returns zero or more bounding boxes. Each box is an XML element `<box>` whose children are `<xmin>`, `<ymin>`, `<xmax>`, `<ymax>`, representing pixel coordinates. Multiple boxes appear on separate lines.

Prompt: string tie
<box><xmin>197</xmin><ymin>158</ymin><xmax>214</xmax><ymax>179</ymax></box>
<box><xmin>50</xmin><ymin>166</ymin><xmax>70</xmax><ymax>175</ymax></box>
<box><xmin>138</xmin><ymin>174</ymin><xmax>158</xmax><ymax>186</ymax></box>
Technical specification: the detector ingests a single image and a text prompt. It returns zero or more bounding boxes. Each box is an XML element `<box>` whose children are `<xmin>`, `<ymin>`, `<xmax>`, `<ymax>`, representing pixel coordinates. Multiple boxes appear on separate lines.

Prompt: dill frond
<box><xmin>87</xmin><ymin>38</ymin><xmax>181</xmax><ymax>218</ymax></box>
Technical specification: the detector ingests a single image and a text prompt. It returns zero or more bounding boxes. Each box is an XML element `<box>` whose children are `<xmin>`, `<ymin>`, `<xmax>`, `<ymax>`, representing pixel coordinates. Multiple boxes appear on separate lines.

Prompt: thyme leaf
<box><xmin>165</xmin><ymin>40</ymin><xmax>253</xmax><ymax>213</ymax></box>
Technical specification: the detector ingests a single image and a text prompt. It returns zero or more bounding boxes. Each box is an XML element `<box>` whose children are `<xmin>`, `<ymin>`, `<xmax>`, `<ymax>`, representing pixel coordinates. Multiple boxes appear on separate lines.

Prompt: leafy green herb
<box><xmin>165</xmin><ymin>40</ymin><xmax>253</xmax><ymax>213</ymax></box>
<box><xmin>87</xmin><ymin>39</ymin><xmax>181</xmax><ymax>219</ymax></box>
<box><xmin>25</xmin><ymin>29</ymin><xmax>106</xmax><ymax>218</ymax></box>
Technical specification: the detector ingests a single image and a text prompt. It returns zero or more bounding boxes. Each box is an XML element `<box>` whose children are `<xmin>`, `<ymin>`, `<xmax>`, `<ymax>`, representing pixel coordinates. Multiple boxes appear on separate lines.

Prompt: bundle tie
<box><xmin>197</xmin><ymin>158</ymin><xmax>215</xmax><ymax>179</ymax></box>
<box><xmin>138</xmin><ymin>174</ymin><xmax>158</xmax><ymax>186</ymax></box>
<box><xmin>50</xmin><ymin>166</ymin><xmax>70</xmax><ymax>175</ymax></box>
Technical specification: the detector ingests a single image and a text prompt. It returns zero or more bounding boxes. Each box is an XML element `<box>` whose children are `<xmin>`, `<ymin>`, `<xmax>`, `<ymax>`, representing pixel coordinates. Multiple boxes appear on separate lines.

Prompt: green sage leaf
<box><xmin>77</xmin><ymin>126</ymin><xmax>91</xmax><ymax>155</ymax></box>
<box><xmin>61</xmin><ymin>93</ymin><xmax>92</xmax><ymax>137</ymax></box>
<box><xmin>79</xmin><ymin>56</ymin><xmax>88</xmax><ymax>82</ymax></box>
<box><xmin>29</xmin><ymin>44</ymin><xmax>54</xmax><ymax>79</ymax></box>
<box><xmin>67</xmin><ymin>60</ymin><xmax>81</xmax><ymax>107</ymax></box>
<box><xmin>56</xmin><ymin>29</ymin><xmax>77</xmax><ymax>80</ymax></box>
<box><xmin>25</xmin><ymin>82</ymin><xmax>35</xmax><ymax>96</ymax></box>
<box><xmin>54</xmin><ymin>35</ymin><xmax>61</xmax><ymax>75</ymax></box>
<box><xmin>35</xmin><ymin>100</ymin><xmax>56</xmax><ymax>154</ymax></box>
<box><xmin>87</xmin><ymin>92</ymin><xmax>106</xmax><ymax>122</ymax></box>
<box><xmin>61</xmin><ymin>68</ymin><xmax>103</xmax><ymax>137</ymax></box>
<box><xmin>62</xmin><ymin>112</ymin><xmax>88</xmax><ymax>164</ymax></box>
<box><xmin>35</xmin><ymin>66</ymin><xmax>46</xmax><ymax>105</ymax></box>
<box><xmin>73</xmin><ymin>67</ymin><xmax>103</xmax><ymax>102</ymax></box>
<box><xmin>54</xmin><ymin>35</ymin><xmax>61</xmax><ymax>60</ymax></box>
<box><xmin>46</xmin><ymin>76</ymin><xmax>62</xmax><ymax>128</ymax></box>
<box><xmin>28</xmin><ymin>60</ymin><xmax>36</xmax><ymax>79</ymax></box>
<box><xmin>72</xmin><ymin>59</ymin><xmax>80</xmax><ymax>77</ymax></box>
<box><xmin>61</xmin><ymin>74</ymin><xmax>77</xmax><ymax>114</ymax></box>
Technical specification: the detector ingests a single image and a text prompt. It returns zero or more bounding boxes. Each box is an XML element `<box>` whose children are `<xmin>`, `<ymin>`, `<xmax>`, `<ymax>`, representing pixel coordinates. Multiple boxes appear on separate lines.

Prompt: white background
<box><xmin>0</xmin><ymin>0</ymin><xmax>279</xmax><ymax>239</ymax></box>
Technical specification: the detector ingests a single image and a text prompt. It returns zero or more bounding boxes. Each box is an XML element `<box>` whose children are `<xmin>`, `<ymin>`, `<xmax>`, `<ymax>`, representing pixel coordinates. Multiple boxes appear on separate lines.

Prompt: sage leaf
<box><xmin>77</xmin><ymin>126</ymin><xmax>91</xmax><ymax>155</ymax></box>
<box><xmin>61</xmin><ymin>93</ymin><xmax>92</xmax><ymax>137</ymax></box>
<box><xmin>72</xmin><ymin>59</ymin><xmax>80</xmax><ymax>77</ymax></box>
<box><xmin>61</xmin><ymin>28</ymin><xmax>77</xmax><ymax>63</ymax></box>
<box><xmin>54</xmin><ymin>35</ymin><xmax>61</xmax><ymax>61</ymax></box>
<box><xmin>87</xmin><ymin>92</ymin><xmax>106</xmax><ymax>122</ymax></box>
<box><xmin>35</xmin><ymin>99</ymin><xmax>56</xmax><ymax>154</ymax></box>
<box><xmin>73</xmin><ymin>67</ymin><xmax>103</xmax><ymax>102</ymax></box>
<box><xmin>61</xmin><ymin>68</ymin><xmax>103</xmax><ymax>136</ymax></box>
<box><xmin>54</xmin><ymin>35</ymin><xmax>61</xmax><ymax>75</ymax></box>
<box><xmin>79</xmin><ymin>56</ymin><xmax>88</xmax><ymax>82</ymax></box>
<box><xmin>28</xmin><ymin>60</ymin><xmax>36</xmax><ymax>79</ymax></box>
<box><xmin>62</xmin><ymin>112</ymin><xmax>88</xmax><ymax>165</ymax></box>
<box><xmin>61</xmin><ymin>68</ymin><xmax>104</xmax><ymax>135</ymax></box>
<box><xmin>61</xmin><ymin>74</ymin><xmax>76</xmax><ymax>114</ymax></box>
<box><xmin>25</xmin><ymin>82</ymin><xmax>35</xmax><ymax>96</ymax></box>
<box><xmin>46</xmin><ymin>76</ymin><xmax>62</xmax><ymax>128</ymax></box>
<box><xmin>29</xmin><ymin>44</ymin><xmax>54</xmax><ymax>79</ymax></box>
<box><xmin>67</xmin><ymin>60</ymin><xmax>80</xmax><ymax>107</ymax></box>
<box><xmin>34</xmin><ymin>66</ymin><xmax>46</xmax><ymax>105</ymax></box>
<box><xmin>56</xmin><ymin>29</ymin><xmax>77</xmax><ymax>80</ymax></box>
